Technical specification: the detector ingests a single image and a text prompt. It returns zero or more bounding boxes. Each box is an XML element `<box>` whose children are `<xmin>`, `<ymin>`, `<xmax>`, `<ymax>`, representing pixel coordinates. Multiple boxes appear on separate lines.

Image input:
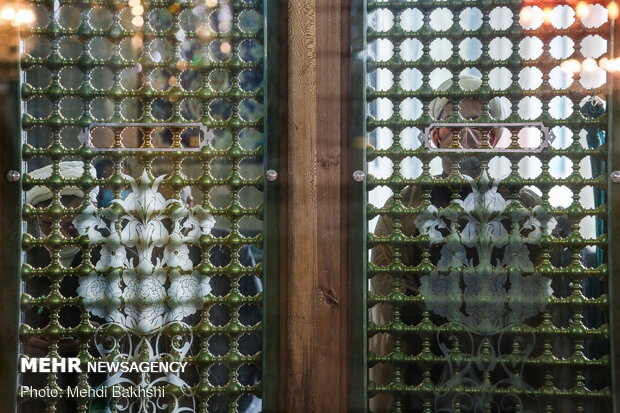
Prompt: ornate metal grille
<box><xmin>365</xmin><ymin>1</ymin><xmax>611</xmax><ymax>412</ymax></box>
<box><xmin>18</xmin><ymin>0</ymin><xmax>265</xmax><ymax>412</ymax></box>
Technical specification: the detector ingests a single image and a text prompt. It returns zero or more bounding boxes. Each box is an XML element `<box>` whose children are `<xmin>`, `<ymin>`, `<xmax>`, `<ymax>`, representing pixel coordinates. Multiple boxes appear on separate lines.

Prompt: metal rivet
<box><xmin>6</xmin><ymin>170</ymin><xmax>20</xmax><ymax>183</ymax></box>
<box><xmin>611</xmin><ymin>171</ymin><xmax>620</xmax><ymax>183</ymax></box>
<box><xmin>265</xmin><ymin>169</ymin><xmax>278</xmax><ymax>182</ymax></box>
<box><xmin>353</xmin><ymin>170</ymin><xmax>366</xmax><ymax>183</ymax></box>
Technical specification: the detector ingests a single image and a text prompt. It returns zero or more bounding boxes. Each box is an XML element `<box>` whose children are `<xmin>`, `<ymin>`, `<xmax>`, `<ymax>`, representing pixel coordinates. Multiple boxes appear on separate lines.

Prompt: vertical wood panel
<box><xmin>285</xmin><ymin>0</ymin><xmax>350</xmax><ymax>411</ymax></box>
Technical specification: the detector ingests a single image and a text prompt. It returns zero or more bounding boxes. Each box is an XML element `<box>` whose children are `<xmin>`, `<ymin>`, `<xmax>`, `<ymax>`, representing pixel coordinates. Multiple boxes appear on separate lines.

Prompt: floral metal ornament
<box><xmin>414</xmin><ymin>170</ymin><xmax>556</xmax><ymax>412</ymax></box>
<box><xmin>74</xmin><ymin>170</ymin><xmax>215</xmax><ymax>334</ymax></box>
<box><xmin>72</xmin><ymin>171</ymin><xmax>215</xmax><ymax>412</ymax></box>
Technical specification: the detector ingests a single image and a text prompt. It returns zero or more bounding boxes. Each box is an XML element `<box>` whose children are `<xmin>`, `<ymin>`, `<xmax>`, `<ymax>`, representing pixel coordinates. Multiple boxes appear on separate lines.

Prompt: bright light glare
<box><xmin>0</xmin><ymin>7</ymin><xmax>16</xmax><ymax>20</ymax></box>
<box><xmin>581</xmin><ymin>58</ymin><xmax>597</xmax><ymax>72</ymax></box>
<box><xmin>131</xmin><ymin>5</ymin><xmax>144</xmax><ymax>16</ymax></box>
<box><xmin>132</xmin><ymin>16</ymin><xmax>144</xmax><ymax>27</ymax></box>
<box><xmin>609</xmin><ymin>2</ymin><xmax>619</xmax><ymax>19</ymax></box>
<box><xmin>15</xmin><ymin>9</ymin><xmax>34</xmax><ymax>24</ymax></box>
<box><xmin>560</xmin><ymin>59</ymin><xmax>582</xmax><ymax>74</ymax></box>
<box><xmin>576</xmin><ymin>1</ymin><xmax>590</xmax><ymax>19</ymax></box>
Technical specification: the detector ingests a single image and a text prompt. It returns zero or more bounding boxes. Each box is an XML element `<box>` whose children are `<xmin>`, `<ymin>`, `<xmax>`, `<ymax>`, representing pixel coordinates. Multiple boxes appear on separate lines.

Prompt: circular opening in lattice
<box><xmin>368</xmin><ymin>98</ymin><xmax>393</xmax><ymax>121</ymax></box>
<box><xmin>518</xmin><ymin>97</ymin><xmax>542</xmax><ymax>120</ymax></box>
<box><xmin>27</xmin><ymin>97</ymin><xmax>52</xmax><ymax>119</ymax></box>
<box><xmin>400</xmin><ymin>8</ymin><xmax>423</xmax><ymax>31</ymax></box>
<box><xmin>147</xmin><ymin>39</ymin><xmax>173</xmax><ymax>63</ymax></box>
<box><xmin>180</xmin><ymin>99</ymin><xmax>203</xmax><ymax>121</ymax></box>
<box><xmin>369</xmin><ymin>362</ymin><xmax>394</xmax><ymax>386</ymax></box>
<box><xmin>58</xmin><ymin>5</ymin><xmax>80</xmax><ymax>29</ymax></box>
<box><xmin>238</xmin><ymin>274</ymin><xmax>261</xmax><ymax>298</ymax></box>
<box><xmin>519</xmin><ymin>6</ymin><xmax>544</xmax><ymax>29</ymax></box>
<box><xmin>581</xmin><ymin>246</ymin><xmax>604</xmax><ymax>268</ymax></box>
<box><xmin>489</xmin><ymin>7</ymin><xmax>513</xmax><ymax>31</ymax></box>
<box><xmin>549</xmin><ymin>96</ymin><xmax>573</xmax><ymax>120</ymax></box>
<box><xmin>147</xmin><ymin>8</ymin><xmax>173</xmax><ymax>32</ymax></box>
<box><xmin>369</xmin><ymin>304</ymin><xmax>392</xmax><ymax>326</ymax></box>
<box><xmin>429</xmin><ymin>38</ymin><xmax>452</xmax><ymax>61</ymax></box>
<box><xmin>88</xmin><ymin>37</ymin><xmax>113</xmax><ymax>61</ymax></box>
<box><xmin>489</xmin><ymin>97</ymin><xmax>511</xmax><ymax>121</ymax></box>
<box><xmin>399</xmin><ymin>68</ymin><xmax>422</xmax><ymax>92</ymax></box>
<box><xmin>208</xmin><ymin>303</ymin><xmax>231</xmax><ymax>327</ymax></box>
<box><xmin>519</xmin><ymin>36</ymin><xmax>544</xmax><ymax>60</ymax></box>
<box><xmin>399</xmin><ymin>98</ymin><xmax>422</xmax><ymax>121</ymax></box>
<box><xmin>239</xmin><ymin>69</ymin><xmax>262</xmax><ymax>92</ymax></box>
<box><xmin>549</xmin><ymin>156</ymin><xmax>573</xmax><ymax>179</ymax></box>
<box><xmin>459</xmin><ymin>7</ymin><xmax>483</xmax><ymax>31</ymax></box>
<box><xmin>368</xmin><ymin>39</ymin><xmax>394</xmax><ymax>62</ymax></box>
<box><xmin>150</xmin><ymin>99</ymin><xmax>173</xmax><ymax>121</ymax></box>
<box><xmin>580</xmin><ymin>4</ymin><xmax>608</xmax><ymax>28</ymax></box>
<box><xmin>179</xmin><ymin>69</ymin><xmax>202</xmax><ymax>91</ymax></box>
<box><xmin>120</xmin><ymin>98</ymin><xmax>143</xmax><ymax>121</ymax></box>
<box><xmin>549</xmin><ymin>66</ymin><xmax>573</xmax><ymax>90</ymax></box>
<box><xmin>488</xmin><ymin>156</ymin><xmax>511</xmax><ymax>180</ymax></box>
<box><xmin>368</xmin><ymin>157</ymin><xmax>394</xmax><ymax>180</ymax></box>
<box><xmin>208</xmin><ymin>186</ymin><xmax>232</xmax><ymax>209</ymax></box>
<box><xmin>90</xmin><ymin>67</ymin><xmax>114</xmax><ymax>91</ymax></box>
<box><xmin>209</xmin><ymin>157</ymin><xmax>233</xmax><ymax>180</ymax></box>
<box><xmin>208</xmin><ymin>99</ymin><xmax>233</xmax><ymax>122</ymax></box>
<box><xmin>239</xmin><ymin>9</ymin><xmax>263</xmax><ymax>34</ymax></box>
<box><xmin>27</xmin><ymin>66</ymin><xmax>52</xmax><ymax>89</ymax></box>
<box><xmin>24</xmin><ymin>36</ymin><xmax>51</xmax><ymax>59</ymax></box>
<box><xmin>32</xmin><ymin>4</ymin><xmax>50</xmax><ymax>29</ymax></box>
<box><xmin>489</xmin><ymin>37</ymin><xmax>512</xmax><ymax>61</ymax></box>
<box><xmin>518</xmin><ymin>67</ymin><xmax>543</xmax><ymax>90</ymax></box>
<box><xmin>208</xmin><ymin>333</ymin><xmax>230</xmax><ymax>357</ymax></box>
<box><xmin>208</xmin><ymin>363</ymin><xmax>231</xmax><ymax>387</ymax></box>
<box><xmin>550</xmin><ymin>5</ymin><xmax>575</xmax><ymax>29</ymax></box>
<box><xmin>400</xmin><ymin>157</ymin><xmax>422</xmax><ymax>179</ymax></box>
<box><xmin>238</xmin><ymin>333</ymin><xmax>261</xmax><ymax>357</ymax></box>
<box><xmin>398</xmin><ymin>38</ymin><xmax>421</xmax><ymax>62</ymax></box>
<box><xmin>580</xmin><ymin>216</ymin><xmax>601</xmax><ymax>240</ymax></box>
<box><xmin>549</xmin><ymin>186</ymin><xmax>573</xmax><ymax>208</ymax></box>
<box><xmin>458</xmin><ymin>98</ymin><xmax>483</xmax><ymax>120</ymax></box>
<box><xmin>459</xmin><ymin>37</ymin><xmax>482</xmax><ymax>61</ymax></box>
<box><xmin>237</xmin><ymin>363</ymin><xmax>261</xmax><ymax>387</ymax></box>
<box><xmin>430</xmin><ymin>8</ymin><xmax>453</xmax><ymax>31</ymax></box>
<box><xmin>369</xmin><ymin>68</ymin><xmax>393</xmax><ymax>91</ymax></box>
<box><xmin>89</xmin><ymin>98</ymin><xmax>113</xmax><ymax>121</ymax></box>
<box><xmin>239</xmin><ymin>99</ymin><xmax>264</xmax><ymax>122</ymax></box>
<box><xmin>236</xmin><ymin>395</ymin><xmax>262</xmax><ymax>413</ymax></box>
<box><xmin>239</xmin><ymin>158</ymin><xmax>262</xmax><ymax>180</ymax></box>
<box><xmin>368</xmin><ymin>8</ymin><xmax>394</xmax><ymax>32</ymax></box>
<box><xmin>488</xmin><ymin>67</ymin><xmax>511</xmax><ymax>91</ymax></box>
<box><xmin>239</xmin><ymin>187</ymin><xmax>262</xmax><ymax>209</ymax></box>
<box><xmin>238</xmin><ymin>39</ymin><xmax>262</xmax><ymax>63</ymax></box>
<box><xmin>88</xmin><ymin>6</ymin><xmax>113</xmax><ymax>30</ymax></box>
<box><xmin>209</xmin><ymin>6</ymin><xmax>233</xmax><ymax>33</ymax></box>
<box><xmin>517</xmin><ymin>156</ymin><xmax>542</xmax><ymax>179</ymax></box>
<box><xmin>59</xmin><ymin>36</ymin><xmax>83</xmax><ymax>59</ymax></box>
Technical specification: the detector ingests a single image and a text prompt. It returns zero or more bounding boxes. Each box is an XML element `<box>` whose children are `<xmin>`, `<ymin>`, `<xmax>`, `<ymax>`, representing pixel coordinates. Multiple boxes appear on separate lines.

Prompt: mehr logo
<box><xmin>21</xmin><ymin>357</ymin><xmax>81</xmax><ymax>373</ymax></box>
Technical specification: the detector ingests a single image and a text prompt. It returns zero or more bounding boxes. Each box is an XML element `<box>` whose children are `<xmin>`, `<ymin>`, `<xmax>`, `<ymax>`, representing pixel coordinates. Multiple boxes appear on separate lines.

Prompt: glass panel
<box><xmin>16</xmin><ymin>0</ymin><xmax>265</xmax><ymax>411</ymax></box>
<box><xmin>366</xmin><ymin>1</ymin><xmax>611</xmax><ymax>412</ymax></box>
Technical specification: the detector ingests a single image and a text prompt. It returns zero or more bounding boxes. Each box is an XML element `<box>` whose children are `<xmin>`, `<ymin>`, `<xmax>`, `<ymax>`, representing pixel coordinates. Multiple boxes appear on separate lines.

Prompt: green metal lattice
<box><xmin>17</xmin><ymin>0</ymin><xmax>269</xmax><ymax>412</ymax></box>
<box><xmin>361</xmin><ymin>1</ymin><xmax>612</xmax><ymax>412</ymax></box>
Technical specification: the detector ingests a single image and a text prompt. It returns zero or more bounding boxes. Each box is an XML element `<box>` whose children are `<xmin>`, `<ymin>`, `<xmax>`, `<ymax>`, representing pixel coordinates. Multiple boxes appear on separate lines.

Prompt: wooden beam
<box><xmin>284</xmin><ymin>0</ymin><xmax>350</xmax><ymax>411</ymax></box>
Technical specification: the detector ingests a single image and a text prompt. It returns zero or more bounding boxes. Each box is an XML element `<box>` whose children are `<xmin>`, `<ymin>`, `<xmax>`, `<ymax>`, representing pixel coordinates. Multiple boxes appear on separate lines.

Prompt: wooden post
<box><xmin>284</xmin><ymin>0</ymin><xmax>351</xmax><ymax>411</ymax></box>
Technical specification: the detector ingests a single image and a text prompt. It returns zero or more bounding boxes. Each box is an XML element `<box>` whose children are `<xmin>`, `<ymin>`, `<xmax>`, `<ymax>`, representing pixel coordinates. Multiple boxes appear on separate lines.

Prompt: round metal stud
<box><xmin>265</xmin><ymin>169</ymin><xmax>278</xmax><ymax>182</ymax></box>
<box><xmin>611</xmin><ymin>171</ymin><xmax>620</xmax><ymax>183</ymax></box>
<box><xmin>6</xmin><ymin>170</ymin><xmax>20</xmax><ymax>183</ymax></box>
<box><xmin>353</xmin><ymin>170</ymin><xmax>366</xmax><ymax>183</ymax></box>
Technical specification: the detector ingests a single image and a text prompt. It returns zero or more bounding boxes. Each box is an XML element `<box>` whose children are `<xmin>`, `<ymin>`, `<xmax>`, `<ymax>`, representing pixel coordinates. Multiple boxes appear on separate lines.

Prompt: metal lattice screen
<box><xmin>18</xmin><ymin>0</ymin><xmax>265</xmax><ymax>412</ymax></box>
<box><xmin>365</xmin><ymin>1</ymin><xmax>611</xmax><ymax>412</ymax></box>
